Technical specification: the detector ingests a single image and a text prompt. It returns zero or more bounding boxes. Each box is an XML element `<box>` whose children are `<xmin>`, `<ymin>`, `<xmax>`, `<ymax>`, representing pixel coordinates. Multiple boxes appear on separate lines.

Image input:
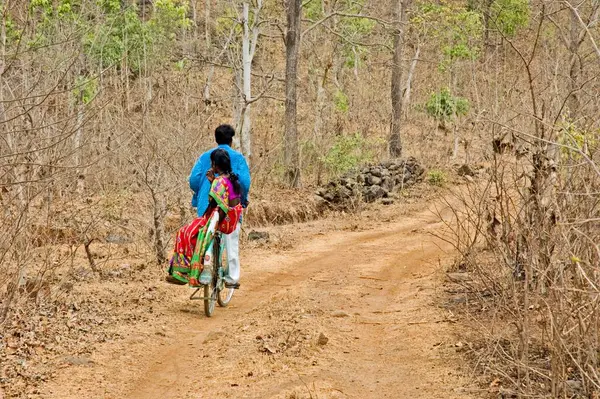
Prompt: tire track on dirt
<box><xmin>42</xmin><ymin>200</ymin><xmax>472</xmax><ymax>399</ymax></box>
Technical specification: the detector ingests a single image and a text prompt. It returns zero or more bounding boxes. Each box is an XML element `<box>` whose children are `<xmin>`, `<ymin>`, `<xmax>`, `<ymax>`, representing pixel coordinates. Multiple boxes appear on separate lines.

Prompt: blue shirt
<box><xmin>189</xmin><ymin>144</ymin><xmax>251</xmax><ymax>217</ymax></box>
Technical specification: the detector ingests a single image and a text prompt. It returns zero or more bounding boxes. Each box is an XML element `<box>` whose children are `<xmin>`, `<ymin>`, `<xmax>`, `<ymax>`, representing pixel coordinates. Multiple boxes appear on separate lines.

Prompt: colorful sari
<box><xmin>169</xmin><ymin>176</ymin><xmax>243</xmax><ymax>287</ymax></box>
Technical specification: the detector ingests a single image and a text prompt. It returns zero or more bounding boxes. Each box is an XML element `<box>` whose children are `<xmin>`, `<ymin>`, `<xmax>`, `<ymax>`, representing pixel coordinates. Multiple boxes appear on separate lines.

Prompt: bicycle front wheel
<box><xmin>216</xmin><ymin>235</ymin><xmax>234</xmax><ymax>307</ymax></box>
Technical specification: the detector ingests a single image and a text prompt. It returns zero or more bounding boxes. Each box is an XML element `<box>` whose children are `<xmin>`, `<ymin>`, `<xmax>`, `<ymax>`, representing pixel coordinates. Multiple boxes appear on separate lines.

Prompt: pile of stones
<box><xmin>315</xmin><ymin>157</ymin><xmax>425</xmax><ymax>205</ymax></box>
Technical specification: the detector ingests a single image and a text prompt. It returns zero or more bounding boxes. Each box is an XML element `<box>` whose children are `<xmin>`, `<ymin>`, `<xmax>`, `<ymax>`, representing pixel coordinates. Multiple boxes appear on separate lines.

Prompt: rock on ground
<box><xmin>315</xmin><ymin>157</ymin><xmax>425</xmax><ymax>207</ymax></box>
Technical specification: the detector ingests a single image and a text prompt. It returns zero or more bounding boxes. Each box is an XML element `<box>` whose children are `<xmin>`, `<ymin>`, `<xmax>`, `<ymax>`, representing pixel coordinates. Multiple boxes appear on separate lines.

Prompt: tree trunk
<box><xmin>75</xmin><ymin>100</ymin><xmax>85</xmax><ymax>194</ymax></box>
<box><xmin>232</xmin><ymin>70</ymin><xmax>242</xmax><ymax>149</ymax></box>
<box><xmin>201</xmin><ymin>0</ymin><xmax>217</xmax><ymax>105</ymax></box>
<box><xmin>402</xmin><ymin>45</ymin><xmax>420</xmax><ymax>118</ymax></box>
<box><xmin>567</xmin><ymin>7</ymin><xmax>584</xmax><ymax>117</ymax></box>
<box><xmin>241</xmin><ymin>1</ymin><xmax>252</xmax><ymax>164</ymax></box>
<box><xmin>482</xmin><ymin>0</ymin><xmax>494</xmax><ymax>51</ymax></box>
<box><xmin>284</xmin><ymin>0</ymin><xmax>302</xmax><ymax>187</ymax></box>
<box><xmin>452</xmin><ymin>126</ymin><xmax>459</xmax><ymax>159</ymax></box>
<box><xmin>313</xmin><ymin>64</ymin><xmax>330</xmax><ymax>186</ymax></box>
<box><xmin>389</xmin><ymin>0</ymin><xmax>410</xmax><ymax>158</ymax></box>
<box><xmin>151</xmin><ymin>187</ymin><xmax>167</xmax><ymax>265</ymax></box>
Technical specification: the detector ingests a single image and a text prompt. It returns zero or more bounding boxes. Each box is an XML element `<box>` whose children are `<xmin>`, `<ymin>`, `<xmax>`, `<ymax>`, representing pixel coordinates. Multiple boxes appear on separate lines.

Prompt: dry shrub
<box><xmin>440</xmin><ymin>144</ymin><xmax>600</xmax><ymax>397</ymax></box>
<box><xmin>245</xmin><ymin>188</ymin><xmax>326</xmax><ymax>227</ymax></box>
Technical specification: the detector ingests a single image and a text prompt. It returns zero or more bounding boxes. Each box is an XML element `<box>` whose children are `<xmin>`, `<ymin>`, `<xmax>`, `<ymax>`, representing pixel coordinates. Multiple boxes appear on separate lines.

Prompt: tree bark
<box><xmin>151</xmin><ymin>188</ymin><xmax>167</xmax><ymax>265</ymax></box>
<box><xmin>75</xmin><ymin>99</ymin><xmax>85</xmax><ymax>194</ymax></box>
<box><xmin>402</xmin><ymin>45</ymin><xmax>420</xmax><ymax>118</ymax></box>
<box><xmin>241</xmin><ymin>1</ymin><xmax>252</xmax><ymax>163</ymax></box>
<box><xmin>202</xmin><ymin>0</ymin><xmax>214</xmax><ymax>104</ymax></box>
<box><xmin>566</xmin><ymin>2</ymin><xmax>600</xmax><ymax>117</ymax></box>
<box><xmin>284</xmin><ymin>0</ymin><xmax>302</xmax><ymax>187</ymax></box>
<box><xmin>389</xmin><ymin>0</ymin><xmax>410</xmax><ymax>158</ymax></box>
<box><xmin>232</xmin><ymin>70</ymin><xmax>242</xmax><ymax>150</ymax></box>
<box><xmin>312</xmin><ymin>63</ymin><xmax>331</xmax><ymax>186</ymax></box>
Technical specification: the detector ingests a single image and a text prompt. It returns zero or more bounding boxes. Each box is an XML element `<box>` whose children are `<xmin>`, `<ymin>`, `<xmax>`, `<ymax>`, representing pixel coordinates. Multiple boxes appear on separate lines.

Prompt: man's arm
<box><xmin>236</xmin><ymin>155</ymin><xmax>251</xmax><ymax>207</ymax></box>
<box><xmin>189</xmin><ymin>152</ymin><xmax>210</xmax><ymax>193</ymax></box>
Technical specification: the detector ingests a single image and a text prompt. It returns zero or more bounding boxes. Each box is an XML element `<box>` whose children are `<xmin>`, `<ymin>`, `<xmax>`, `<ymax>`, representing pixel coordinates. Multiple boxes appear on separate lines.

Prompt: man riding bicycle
<box><xmin>167</xmin><ymin>124</ymin><xmax>251</xmax><ymax>287</ymax></box>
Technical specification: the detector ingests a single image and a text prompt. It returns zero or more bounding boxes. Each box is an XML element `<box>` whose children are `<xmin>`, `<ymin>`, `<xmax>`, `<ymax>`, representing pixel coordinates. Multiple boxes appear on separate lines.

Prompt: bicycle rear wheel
<box><xmin>217</xmin><ymin>286</ymin><xmax>234</xmax><ymax>307</ymax></box>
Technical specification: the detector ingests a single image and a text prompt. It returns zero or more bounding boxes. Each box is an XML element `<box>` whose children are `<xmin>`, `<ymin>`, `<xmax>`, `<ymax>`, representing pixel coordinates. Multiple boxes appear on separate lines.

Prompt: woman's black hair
<box><xmin>210</xmin><ymin>149</ymin><xmax>241</xmax><ymax>195</ymax></box>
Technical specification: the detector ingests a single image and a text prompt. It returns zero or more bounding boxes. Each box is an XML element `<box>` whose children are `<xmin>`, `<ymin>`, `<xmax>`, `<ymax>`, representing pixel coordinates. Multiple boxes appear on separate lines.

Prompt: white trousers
<box><xmin>223</xmin><ymin>223</ymin><xmax>241</xmax><ymax>283</ymax></box>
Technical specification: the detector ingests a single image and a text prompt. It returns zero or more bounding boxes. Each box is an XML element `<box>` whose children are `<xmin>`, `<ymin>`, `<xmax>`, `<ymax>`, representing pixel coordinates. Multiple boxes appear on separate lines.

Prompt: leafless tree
<box><xmin>284</xmin><ymin>0</ymin><xmax>302</xmax><ymax>187</ymax></box>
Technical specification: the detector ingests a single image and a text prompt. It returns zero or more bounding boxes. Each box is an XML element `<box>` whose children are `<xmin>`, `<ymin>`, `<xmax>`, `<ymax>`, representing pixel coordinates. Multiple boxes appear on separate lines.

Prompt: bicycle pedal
<box><xmin>225</xmin><ymin>282</ymin><xmax>240</xmax><ymax>289</ymax></box>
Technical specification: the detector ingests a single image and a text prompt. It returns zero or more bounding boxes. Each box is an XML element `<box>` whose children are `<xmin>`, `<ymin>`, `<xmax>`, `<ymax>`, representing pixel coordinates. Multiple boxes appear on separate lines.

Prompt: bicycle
<box><xmin>189</xmin><ymin>232</ymin><xmax>236</xmax><ymax>317</ymax></box>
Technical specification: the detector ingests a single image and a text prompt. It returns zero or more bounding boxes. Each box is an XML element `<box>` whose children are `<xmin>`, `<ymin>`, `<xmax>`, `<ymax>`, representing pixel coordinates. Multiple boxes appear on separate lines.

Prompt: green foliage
<box><xmin>427</xmin><ymin>169</ymin><xmax>447</xmax><ymax>186</ymax></box>
<box><xmin>490</xmin><ymin>0</ymin><xmax>529</xmax><ymax>37</ymax></box>
<box><xmin>425</xmin><ymin>88</ymin><xmax>469</xmax><ymax>122</ymax></box>
<box><xmin>27</xmin><ymin>0</ymin><xmax>82</xmax><ymax>48</ymax></box>
<box><xmin>412</xmin><ymin>2</ymin><xmax>483</xmax><ymax>68</ymax></box>
<box><xmin>343</xmin><ymin>39</ymin><xmax>370</xmax><ymax>69</ymax></box>
<box><xmin>304</xmin><ymin>0</ymin><xmax>323</xmax><ymax>20</ymax></box>
<box><xmin>151</xmin><ymin>0</ymin><xmax>193</xmax><ymax>38</ymax></box>
<box><xmin>324</xmin><ymin>133</ymin><xmax>380</xmax><ymax>176</ymax></box>
<box><xmin>333</xmin><ymin>90</ymin><xmax>350</xmax><ymax>113</ymax></box>
<box><xmin>341</xmin><ymin>14</ymin><xmax>376</xmax><ymax>36</ymax></box>
<box><xmin>30</xmin><ymin>0</ymin><xmax>80</xmax><ymax>19</ymax></box>
<box><xmin>302</xmin><ymin>0</ymin><xmax>375</xmax><ymax>71</ymax></box>
<box><xmin>215</xmin><ymin>6</ymin><xmax>241</xmax><ymax>35</ymax></box>
<box><xmin>98</xmin><ymin>0</ymin><xmax>121</xmax><ymax>14</ymax></box>
<box><xmin>558</xmin><ymin>119</ymin><xmax>598</xmax><ymax>161</ymax></box>
<box><xmin>85</xmin><ymin>7</ymin><xmax>146</xmax><ymax>71</ymax></box>
<box><xmin>30</xmin><ymin>0</ymin><xmax>53</xmax><ymax>16</ymax></box>
<box><xmin>57</xmin><ymin>0</ymin><xmax>79</xmax><ymax>17</ymax></box>
<box><xmin>73</xmin><ymin>76</ymin><xmax>98</xmax><ymax>105</ymax></box>
<box><xmin>85</xmin><ymin>0</ymin><xmax>191</xmax><ymax>73</ymax></box>
<box><xmin>1</xmin><ymin>7</ymin><xmax>22</xmax><ymax>45</ymax></box>
<box><xmin>338</xmin><ymin>0</ymin><xmax>375</xmax><ymax>70</ymax></box>
<box><xmin>174</xmin><ymin>59</ymin><xmax>186</xmax><ymax>71</ymax></box>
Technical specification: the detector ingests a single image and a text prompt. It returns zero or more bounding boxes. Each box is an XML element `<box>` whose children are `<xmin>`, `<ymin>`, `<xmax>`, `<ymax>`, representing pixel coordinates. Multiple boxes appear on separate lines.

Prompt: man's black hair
<box><xmin>215</xmin><ymin>124</ymin><xmax>235</xmax><ymax>145</ymax></box>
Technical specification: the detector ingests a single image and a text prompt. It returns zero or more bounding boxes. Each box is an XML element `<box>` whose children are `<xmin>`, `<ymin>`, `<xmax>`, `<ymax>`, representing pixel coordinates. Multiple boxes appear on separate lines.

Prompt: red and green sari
<box><xmin>169</xmin><ymin>176</ymin><xmax>242</xmax><ymax>287</ymax></box>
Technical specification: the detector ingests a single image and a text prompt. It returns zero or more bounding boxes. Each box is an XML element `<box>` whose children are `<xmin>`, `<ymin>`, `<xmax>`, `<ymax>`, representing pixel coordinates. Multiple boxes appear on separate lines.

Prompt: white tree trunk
<box><xmin>203</xmin><ymin>0</ymin><xmax>214</xmax><ymax>103</ymax></box>
<box><xmin>312</xmin><ymin>72</ymin><xmax>327</xmax><ymax>140</ymax></box>
<box><xmin>452</xmin><ymin>127</ymin><xmax>459</xmax><ymax>159</ymax></box>
<box><xmin>232</xmin><ymin>72</ymin><xmax>242</xmax><ymax>150</ymax></box>
<box><xmin>75</xmin><ymin>101</ymin><xmax>85</xmax><ymax>194</ymax></box>
<box><xmin>352</xmin><ymin>47</ymin><xmax>359</xmax><ymax>80</ymax></box>
<box><xmin>312</xmin><ymin>66</ymin><xmax>329</xmax><ymax>185</ymax></box>
<box><xmin>402</xmin><ymin>45</ymin><xmax>420</xmax><ymax>117</ymax></box>
<box><xmin>241</xmin><ymin>1</ymin><xmax>252</xmax><ymax>162</ymax></box>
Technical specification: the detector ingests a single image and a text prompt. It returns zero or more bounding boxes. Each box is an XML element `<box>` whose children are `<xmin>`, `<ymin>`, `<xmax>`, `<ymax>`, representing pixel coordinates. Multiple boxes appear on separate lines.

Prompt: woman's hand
<box><xmin>206</xmin><ymin>168</ymin><xmax>215</xmax><ymax>183</ymax></box>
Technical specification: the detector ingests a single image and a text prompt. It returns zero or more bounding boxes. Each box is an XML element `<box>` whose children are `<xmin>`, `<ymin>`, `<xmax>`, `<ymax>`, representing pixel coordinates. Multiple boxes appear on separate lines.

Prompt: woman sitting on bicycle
<box><xmin>166</xmin><ymin>149</ymin><xmax>243</xmax><ymax>287</ymax></box>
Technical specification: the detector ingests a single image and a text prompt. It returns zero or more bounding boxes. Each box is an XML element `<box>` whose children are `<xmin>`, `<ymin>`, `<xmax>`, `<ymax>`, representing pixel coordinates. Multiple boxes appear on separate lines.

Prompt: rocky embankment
<box><xmin>315</xmin><ymin>157</ymin><xmax>425</xmax><ymax>206</ymax></box>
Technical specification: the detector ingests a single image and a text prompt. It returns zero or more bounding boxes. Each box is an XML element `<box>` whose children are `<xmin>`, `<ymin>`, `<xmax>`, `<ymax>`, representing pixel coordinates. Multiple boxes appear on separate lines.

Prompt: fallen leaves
<box><xmin>0</xmin><ymin>280</ymin><xmax>170</xmax><ymax>398</ymax></box>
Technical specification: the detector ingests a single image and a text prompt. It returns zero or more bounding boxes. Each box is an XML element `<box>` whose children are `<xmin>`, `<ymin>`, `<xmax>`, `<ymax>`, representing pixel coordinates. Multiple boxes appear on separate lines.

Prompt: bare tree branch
<box><xmin>565</xmin><ymin>0</ymin><xmax>600</xmax><ymax>61</ymax></box>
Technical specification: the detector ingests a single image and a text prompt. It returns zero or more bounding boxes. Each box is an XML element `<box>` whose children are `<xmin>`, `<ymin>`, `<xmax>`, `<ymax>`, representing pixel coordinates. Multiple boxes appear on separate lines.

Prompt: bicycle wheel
<box><xmin>217</xmin><ymin>286</ymin><xmax>234</xmax><ymax>307</ymax></box>
<box><xmin>204</xmin><ymin>280</ymin><xmax>217</xmax><ymax>317</ymax></box>
<box><xmin>204</xmin><ymin>243</ymin><xmax>218</xmax><ymax>317</ymax></box>
<box><xmin>216</xmin><ymin>238</ymin><xmax>234</xmax><ymax>307</ymax></box>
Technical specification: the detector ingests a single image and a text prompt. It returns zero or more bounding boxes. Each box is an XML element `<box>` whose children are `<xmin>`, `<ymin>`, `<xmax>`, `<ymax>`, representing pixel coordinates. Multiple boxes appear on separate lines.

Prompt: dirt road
<box><xmin>41</xmin><ymin>197</ymin><xmax>472</xmax><ymax>399</ymax></box>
